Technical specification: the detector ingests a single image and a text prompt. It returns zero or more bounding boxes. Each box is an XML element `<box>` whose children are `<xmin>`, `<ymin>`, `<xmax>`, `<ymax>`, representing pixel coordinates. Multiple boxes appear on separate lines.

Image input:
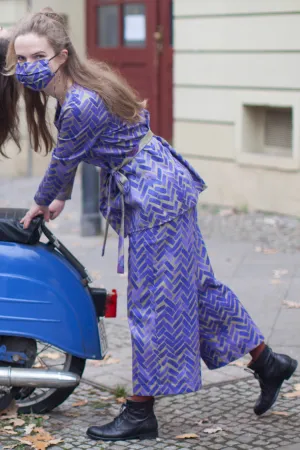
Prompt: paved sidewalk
<box><xmin>1</xmin><ymin>375</ymin><xmax>300</xmax><ymax>449</ymax></box>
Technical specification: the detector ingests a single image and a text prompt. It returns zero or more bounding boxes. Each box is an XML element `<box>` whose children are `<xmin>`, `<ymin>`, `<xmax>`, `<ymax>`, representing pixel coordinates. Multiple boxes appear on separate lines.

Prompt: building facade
<box><xmin>1</xmin><ymin>0</ymin><xmax>300</xmax><ymax>216</ymax></box>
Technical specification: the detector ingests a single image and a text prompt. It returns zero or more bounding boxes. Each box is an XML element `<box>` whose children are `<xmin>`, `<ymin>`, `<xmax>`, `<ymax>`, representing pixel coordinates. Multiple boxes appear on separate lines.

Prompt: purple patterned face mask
<box><xmin>15</xmin><ymin>54</ymin><xmax>58</xmax><ymax>91</ymax></box>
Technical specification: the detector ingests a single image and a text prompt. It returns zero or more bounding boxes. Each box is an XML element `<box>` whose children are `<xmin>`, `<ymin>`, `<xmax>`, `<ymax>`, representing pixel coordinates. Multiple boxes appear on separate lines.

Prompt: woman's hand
<box><xmin>49</xmin><ymin>199</ymin><xmax>65</xmax><ymax>220</ymax></box>
<box><xmin>20</xmin><ymin>203</ymin><xmax>50</xmax><ymax>229</ymax></box>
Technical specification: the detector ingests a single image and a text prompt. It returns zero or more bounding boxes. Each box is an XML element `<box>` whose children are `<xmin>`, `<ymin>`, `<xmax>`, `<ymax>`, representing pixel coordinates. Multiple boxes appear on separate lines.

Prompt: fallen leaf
<box><xmin>229</xmin><ymin>360</ymin><xmax>247</xmax><ymax>367</ymax></box>
<box><xmin>100</xmin><ymin>396</ymin><xmax>114</xmax><ymax>401</ymax></box>
<box><xmin>273</xmin><ymin>269</ymin><xmax>289</xmax><ymax>279</ymax></box>
<box><xmin>3</xmin><ymin>426</ymin><xmax>13</xmax><ymax>430</ymax></box>
<box><xmin>176</xmin><ymin>433</ymin><xmax>199</xmax><ymax>439</ymax></box>
<box><xmin>93</xmin><ymin>357</ymin><xmax>120</xmax><ymax>366</ymax></box>
<box><xmin>195</xmin><ymin>418</ymin><xmax>209</xmax><ymax>425</ymax></box>
<box><xmin>33</xmin><ymin>427</ymin><xmax>46</xmax><ymax>434</ymax></box>
<box><xmin>3</xmin><ymin>445</ymin><xmax>18</xmax><ymax>449</ymax></box>
<box><xmin>283</xmin><ymin>301</ymin><xmax>300</xmax><ymax>309</ymax></box>
<box><xmin>25</xmin><ymin>423</ymin><xmax>36</xmax><ymax>435</ymax></box>
<box><xmin>71</xmin><ymin>399</ymin><xmax>88</xmax><ymax>407</ymax></box>
<box><xmin>16</xmin><ymin>437</ymin><xmax>36</xmax><ymax>446</ymax></box>
<box><xmin>263</xmin><ymin>248</ymin><xmax>278</xmax><ymax>255</ymax></box>
<box><xmin>203</xmin><ymin>426</ymin><xmax>223</xmax><ymax>434</ymax></box>
<box><xmin>48</xmin><ymin>439</ymin><xmax>64</xmax><ymax>446</ymax></box>
<box><xmin>270</xmin><ymin>279</ymin><xmax>282</xmax><ymax>285</ymax></box>
<box><xmin>271</xmin><ymin>411</ymin><xmax>289</xmax><ymax>417</ymax></box>
<box><xmin>294</xmin><ymin>384</ymin><xmax>300</xmax><ymax>391</ymax></box>
<box><xmin>8</xmin><ymin>417</ymin><xmax>25</xmax><ymax>427</ymax></box>
<box><xmin>39</xmin><ymin>352</ymin><xmax>62</xmax><ymax>360</ymax></box>
<box><xmin>16</xmin><ymin>428</ymin><xmax>63</xmax><ymax>450</ymax></box>
<box><xmin>116</xmin><ymin>397</ymin><xmax>126</xmax><ymax>404</ymax></box>
<box><xmin>33</xmin><ymin>362</ymin><xmax>47</xmax><ymax>369</ymax></box>
<box><xmin>2</xmin><ymin>428</ymin><xmax>17</xmax><ymax>435</ymax></box>
<box><xmin>283</xmin><ymin>391</ymin><xmax>300</xmax><ymax>399</ymax></box>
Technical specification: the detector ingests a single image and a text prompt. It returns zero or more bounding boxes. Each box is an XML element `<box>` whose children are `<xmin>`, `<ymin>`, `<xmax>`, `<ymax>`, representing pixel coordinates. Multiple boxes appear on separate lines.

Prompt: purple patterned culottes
<box><xmin>127</xmin><ymin>208</ymin><xmax>264</xmax><ymax>396</ymax></box>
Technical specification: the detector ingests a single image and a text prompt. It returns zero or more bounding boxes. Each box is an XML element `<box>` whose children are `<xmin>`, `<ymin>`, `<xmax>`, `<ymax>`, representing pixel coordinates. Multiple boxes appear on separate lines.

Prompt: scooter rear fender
<box><xmin>0</xmin><ymin>241</ymin><xmax>102</xmax><ymax>360</ymax></box>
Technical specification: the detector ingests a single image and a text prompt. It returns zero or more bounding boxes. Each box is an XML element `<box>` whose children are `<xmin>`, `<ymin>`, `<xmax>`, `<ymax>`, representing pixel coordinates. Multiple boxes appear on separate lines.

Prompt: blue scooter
<box><xmin>0</xmin><ymin>208</ymin><xmax>117</xmax><ymax>413</ymax></box>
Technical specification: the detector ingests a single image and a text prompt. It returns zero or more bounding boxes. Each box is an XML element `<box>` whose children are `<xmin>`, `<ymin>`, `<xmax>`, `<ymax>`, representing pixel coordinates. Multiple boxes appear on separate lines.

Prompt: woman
<box><xmin>0</xmin><ymin>27</ymin><xmax>20</xmax><ymax>154</ymax></box>
<box><xmin>6</xmin><ymin>10</ymin><xmax>297</xmax><ymax>442</ymax></box>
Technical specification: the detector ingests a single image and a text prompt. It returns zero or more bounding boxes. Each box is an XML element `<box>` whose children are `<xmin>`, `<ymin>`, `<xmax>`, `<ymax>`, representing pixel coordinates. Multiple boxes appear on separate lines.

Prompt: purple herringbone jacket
<box><xmin>34</xmin><ymin>84</ymin><xmax>207</xmax><ymax>271</ymax></box>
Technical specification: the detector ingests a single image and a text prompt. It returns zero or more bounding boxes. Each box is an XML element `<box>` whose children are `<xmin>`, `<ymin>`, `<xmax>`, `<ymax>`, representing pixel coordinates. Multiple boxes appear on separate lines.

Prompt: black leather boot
<box><xmin>87</xmin><ymin>398</ymin><xmax>158</xmax><ymax>441</ymax></box>
<box><xmin>249</xmin><ymin>345</ymin><xmax>298</xmax><ymax>416</ymax></box>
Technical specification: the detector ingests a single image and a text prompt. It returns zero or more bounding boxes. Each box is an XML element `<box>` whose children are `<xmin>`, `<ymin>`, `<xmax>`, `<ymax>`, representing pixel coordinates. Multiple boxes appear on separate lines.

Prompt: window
<box><xmin>236</xmin><ymin>94</ymin><xmax>300</xmax><ymax>170</ymax></box>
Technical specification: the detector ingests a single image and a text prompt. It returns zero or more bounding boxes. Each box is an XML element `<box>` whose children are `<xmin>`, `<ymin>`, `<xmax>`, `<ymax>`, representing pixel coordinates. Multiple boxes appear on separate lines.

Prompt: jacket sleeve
<box><xmin>34</xmin><ymin>98</ymin><xmax>107</xmax><ymax>206</ymax></box>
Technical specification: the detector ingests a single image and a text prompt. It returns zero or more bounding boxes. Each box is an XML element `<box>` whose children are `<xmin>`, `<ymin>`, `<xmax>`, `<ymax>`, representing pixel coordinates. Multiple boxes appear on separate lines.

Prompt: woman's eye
<box><xmin>17</xmin><ymin>56</ymin><xmax>25</xmax><ymax>63</ymax></box>
<box><xmin>35</xmin><ymin>55</ymin><xmax>44</xmax><ymax>60</ymax></box>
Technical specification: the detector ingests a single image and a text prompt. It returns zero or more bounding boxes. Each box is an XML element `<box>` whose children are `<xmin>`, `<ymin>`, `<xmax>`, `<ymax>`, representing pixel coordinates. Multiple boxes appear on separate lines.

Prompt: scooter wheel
<box><xmin>16</xmin><ymin>352</ymin><xmax>86</xmax><ymax>414</ymax></box>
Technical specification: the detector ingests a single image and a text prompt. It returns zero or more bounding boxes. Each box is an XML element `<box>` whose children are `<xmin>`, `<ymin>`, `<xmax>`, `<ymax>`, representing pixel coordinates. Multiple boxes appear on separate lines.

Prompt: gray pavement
<box><xmin>1</xmin><ymin>375</ymin><xmax>300</xmax><ymax>449</ymax></box>
<box><xmin>1</xmin><ymin>175</ymin><xmax>300</xmax><ymax>449</ymax></box>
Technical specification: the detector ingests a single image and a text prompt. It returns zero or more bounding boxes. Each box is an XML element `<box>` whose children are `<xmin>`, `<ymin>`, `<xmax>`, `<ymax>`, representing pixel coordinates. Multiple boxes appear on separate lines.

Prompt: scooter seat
<box><xmin>0</xmin><ymin>208</ymin><xmax>43</xmax><ymax>245</ymax></box>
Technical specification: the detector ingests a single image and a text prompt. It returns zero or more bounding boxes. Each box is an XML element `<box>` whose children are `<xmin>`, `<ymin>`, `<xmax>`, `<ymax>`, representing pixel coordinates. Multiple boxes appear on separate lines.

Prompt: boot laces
<box><xmin>112</xmin><ymin>403</ymin><xmax>128</xmax><ymax>426</ymax></box>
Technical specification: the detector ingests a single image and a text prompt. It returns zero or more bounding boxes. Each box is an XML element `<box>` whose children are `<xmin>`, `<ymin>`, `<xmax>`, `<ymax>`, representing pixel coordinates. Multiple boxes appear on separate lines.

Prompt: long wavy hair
<box><xmin>6</xmin><ymin>9</ymin><xmax>147</xmax><ymax>155</ymax></box>
<box><xmin>0</xmin><ymin>38</ymin><xmax>20</xmax><ymax>157</ymax></box>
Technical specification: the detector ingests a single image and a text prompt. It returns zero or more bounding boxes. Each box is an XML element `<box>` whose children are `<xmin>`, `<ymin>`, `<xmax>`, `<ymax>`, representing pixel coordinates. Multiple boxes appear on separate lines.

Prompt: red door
<box><xmin>86</xmin><ymin>0</ymin><xmax>173</xmax><ymax>141</ymax></box>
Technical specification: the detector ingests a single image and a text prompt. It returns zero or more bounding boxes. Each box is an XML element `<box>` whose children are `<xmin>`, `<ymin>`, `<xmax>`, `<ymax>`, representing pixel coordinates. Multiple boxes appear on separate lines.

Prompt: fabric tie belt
<box><xmin>102</xmin><ymin>130</ymin><xmax>154</xmax><ymax>273</ymax></box>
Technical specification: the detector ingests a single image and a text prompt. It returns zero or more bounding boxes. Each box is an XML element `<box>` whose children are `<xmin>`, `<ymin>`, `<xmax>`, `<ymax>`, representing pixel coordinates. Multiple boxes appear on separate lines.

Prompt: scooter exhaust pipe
<box><xmin>0</xmin><ymin>367</ymin><xmax>80</xmax><ymax>388</ymax></box>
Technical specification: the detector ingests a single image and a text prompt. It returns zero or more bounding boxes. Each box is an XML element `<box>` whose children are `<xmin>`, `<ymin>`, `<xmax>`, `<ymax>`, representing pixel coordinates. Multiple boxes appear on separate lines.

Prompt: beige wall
<box><xmin>174</xmin><ymin>0</ymin><xmax>300</xmax><ymax>216</ymax></box>
<box><xmin>0</xmin><ymin>0</ymin><xmax>86</xmax><ymax>177</ymax></box>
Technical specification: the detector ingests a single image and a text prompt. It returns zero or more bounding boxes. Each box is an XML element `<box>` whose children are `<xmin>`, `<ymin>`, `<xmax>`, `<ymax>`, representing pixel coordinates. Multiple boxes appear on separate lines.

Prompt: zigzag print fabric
<box><xmin>128</xmin><ymin>208</ymin><xmax>264</xmax><ymax>396</ymax></box>
<box><xmin>34</xmin><ymin>85</ymin><xmax>206</xmax><ymax>239</ymax></box>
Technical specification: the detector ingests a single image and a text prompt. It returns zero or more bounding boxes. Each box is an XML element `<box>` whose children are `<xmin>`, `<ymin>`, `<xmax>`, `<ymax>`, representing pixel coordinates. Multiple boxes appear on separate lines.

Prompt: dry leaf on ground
<box><xmin>263</xmin><ymin>248</ymin><xmax>278</xmax><ymax>255</ymax></box>
<box><xmin>195</xmin><ymin>419</ymin><xmax>209</xmax><ymax>425</ymax></box>
<box><xmin>8</xmin><ymin>417</ymin><xmax>25</xmax><ymax>427</ymax></box>
<box><xmin>203</xmin><ymin>426</ymin><xmax>223</xmax><ymax>434</ymax></box>
<box><xmin>33</xmin><ymin>362</ymin><xmax>47</xmax><ymax>369</ymax></box>
<box><xmin>283</xmin><ymin>391</ymin><xmax>300</xmax><ymax>399</ymax></box>
<box><xmin>229</xmin><ymin>360</ymin><xmax>247</xmax><ymax>368</ymax></box>
<box><xmin>25</xmin><ymin>423</ymin><xmax>36</xmax><ymax>435</ymax></box>
<box><xmin>270</xmin><ymin>279</ymin><xmax>282</xmax><ymax>285</ymax></box>
<box><xmin>273</xmin><ymin>269</ymin><xmax>289</xmax><ymax>279</ymax></box>
<box><xmin>283</xmin><ymin>301</ymin><xmax>300</xmax><ymax>309</ymax></box>
<box><xmin>16</xmin><ymin>428</ymin><xmax>63</xmax><ymax>450</ymax></box>
<box><xmin>71</xmin><ymin>399</ymin><xmax>88</xmax><ymax>407</ymax></box>
<box><xmin>271</xmin><ymin>411</ymin><xmax>289</xmax><ymax>417</ymax></box>
<box><xmin>2</xmin><ymin>426</ymin><xmax>17</xmax><ymax>435</ymax></box>
<box><xmin>294</xmin><ymin>384</ymin><xmax>300</xmax><ymax>391</ymax></box>
<box><xmin>91</xmin><ymin>355</ymin><xmax>120</xmax><ymax>367</ymax></box>
<box><xmin>176</xmin><ymin>433</ymin><xmax>199</xmax><ymax>439</ymax></box>
<box><xmin>3</xmin><ymin>444</ymin><xmax>18</xmax><ymax>449</ymax></box>
<box><xmin>39</xmin><ymin>352</ymin><xmax>62</xmax><ymax>360</ymax></box>
<box><xmin>116</xmin><ymin>397</ymin><xmax>126</xmax><ymax>404</ymax></box>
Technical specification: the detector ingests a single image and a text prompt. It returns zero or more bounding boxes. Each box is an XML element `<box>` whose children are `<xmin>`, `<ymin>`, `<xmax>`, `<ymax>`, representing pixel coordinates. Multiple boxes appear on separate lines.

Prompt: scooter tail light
<box><xmin>105</xmin><ymin>289</ymin><xmax>117</xmax><ymax>318</ymax></box>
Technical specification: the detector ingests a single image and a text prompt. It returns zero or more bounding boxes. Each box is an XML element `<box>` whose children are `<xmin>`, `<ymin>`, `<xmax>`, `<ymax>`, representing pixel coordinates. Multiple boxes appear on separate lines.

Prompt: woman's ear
<box><xmin>61</xmin><ymin>49</ymin><xmax>68</xmax><ymax>61</ymax></box>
